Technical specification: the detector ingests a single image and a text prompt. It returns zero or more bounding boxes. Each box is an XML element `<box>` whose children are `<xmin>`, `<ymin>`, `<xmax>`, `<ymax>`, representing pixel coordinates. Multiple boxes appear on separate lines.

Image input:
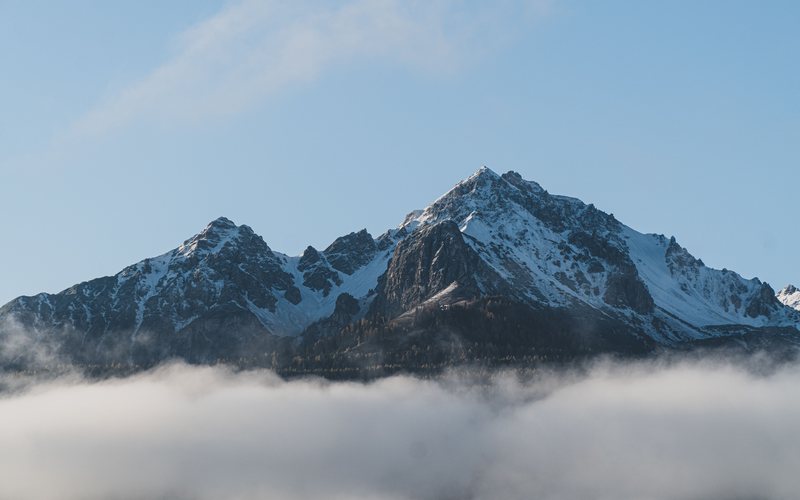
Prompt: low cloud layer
<box><xmin>1</xmin><ymin>360</ymin><xmax>799</xmax><ymax>500</ymax></box>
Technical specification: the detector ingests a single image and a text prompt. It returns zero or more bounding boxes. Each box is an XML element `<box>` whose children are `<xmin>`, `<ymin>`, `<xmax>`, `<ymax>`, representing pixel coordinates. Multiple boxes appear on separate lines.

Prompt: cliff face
<box><xmin>370</xmin><ymin>221</ymin><xmax>498</xmax><ymax>318</ymax></box>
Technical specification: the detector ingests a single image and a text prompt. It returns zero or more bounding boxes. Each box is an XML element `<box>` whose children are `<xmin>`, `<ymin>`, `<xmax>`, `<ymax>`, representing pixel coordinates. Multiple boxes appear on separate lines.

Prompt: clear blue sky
<box><xmin>1</xmin><ymin>0</ymin><xmax>798</xmax><ymax>305</ymax></box>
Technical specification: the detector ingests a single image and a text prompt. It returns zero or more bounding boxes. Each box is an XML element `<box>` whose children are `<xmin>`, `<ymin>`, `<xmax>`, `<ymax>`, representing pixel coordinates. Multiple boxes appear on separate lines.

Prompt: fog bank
<box><xmin>1</xmin><ymin>360</ymin><xmax>799</xmax><ymax>500</ymax></box>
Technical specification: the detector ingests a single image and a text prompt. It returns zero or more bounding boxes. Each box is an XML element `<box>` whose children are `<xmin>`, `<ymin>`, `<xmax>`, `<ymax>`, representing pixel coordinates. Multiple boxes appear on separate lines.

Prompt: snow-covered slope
<box><xmin>778</xmin><ymin>285</ymin><xmax>800</xmax><ymax>311</ymax></box>
<box><xmin>402</xmin><ymin>167</ymin><xmax>798</xmax><ymax>340</ymax></box>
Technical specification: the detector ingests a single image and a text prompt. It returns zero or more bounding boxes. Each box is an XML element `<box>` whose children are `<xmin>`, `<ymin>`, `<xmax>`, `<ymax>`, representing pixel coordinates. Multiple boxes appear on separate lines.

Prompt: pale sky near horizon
<box><xmin>1</xmin><ymin>0</ymin><xmax>798</xmax><ymax>305</ymax></box>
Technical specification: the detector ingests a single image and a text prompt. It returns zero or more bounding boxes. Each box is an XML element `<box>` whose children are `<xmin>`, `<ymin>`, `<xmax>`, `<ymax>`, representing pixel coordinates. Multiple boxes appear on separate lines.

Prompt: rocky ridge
<box><xmin>1</xmin><ymin>167</ymin><xmax>797</xmax><ymax>374</ymax></box>
<box><xmin>778</xmin><ymin>285</ymin><xmax>800</xmax><ymax>311</ymax></box>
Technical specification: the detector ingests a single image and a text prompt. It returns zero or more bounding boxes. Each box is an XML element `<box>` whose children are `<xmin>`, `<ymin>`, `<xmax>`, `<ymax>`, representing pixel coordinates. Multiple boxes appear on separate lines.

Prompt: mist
<box><xmin>1</xmin><ymin>359</ymin><xmax>799</xmax><ymax>500</ymax></box>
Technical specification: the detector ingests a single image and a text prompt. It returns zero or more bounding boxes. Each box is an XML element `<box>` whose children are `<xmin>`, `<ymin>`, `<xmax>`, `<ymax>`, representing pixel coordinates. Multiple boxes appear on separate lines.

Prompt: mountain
<box><xmin>2</xmin><ymin>168</ymin><xmax>798</xmax><ymax>375</ymax></box>
<box><xmin>778</xmin><ymin>285</ymin><xmax>800</xmax><ymax>311</ymax></box>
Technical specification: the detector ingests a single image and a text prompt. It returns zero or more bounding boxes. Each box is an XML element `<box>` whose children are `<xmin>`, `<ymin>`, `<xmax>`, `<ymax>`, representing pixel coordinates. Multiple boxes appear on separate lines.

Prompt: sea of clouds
<box><xmin>1</xmin><ymin>358</ymin><xmax>799</xmax><ymax>500</ymax></box>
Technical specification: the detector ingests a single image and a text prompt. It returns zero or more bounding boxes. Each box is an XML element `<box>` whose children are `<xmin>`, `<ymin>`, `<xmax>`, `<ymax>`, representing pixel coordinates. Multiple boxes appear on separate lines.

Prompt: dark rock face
<box><xmin>565</xmin><ymin>229</ymin><xmax>655</xmax><ymax>314</ymax></box>
<box><xmin>567</xmin><ymin>231</ymin><xmax>629</xmax><ymax>267</ymax></box>
<box><xmin>298</xmin><ymin>246</ymin><xmax>341</xmax><ymax>296</ymax></box>
<box><xmin>297</xmin><ymin>245</ymin><xmax>322</xmax><ymax>269</ymax></box>
<box><xmin>334</xmin><ymin>293</ymin><xmax>360</xmax><ymax>317</ymax></box>
<box><xmin>603</xmin><ymin>265</ymin><xmax>655</xmax><ymax>314</ymax></box>
<box><xmin>324</xmin><ymin>229</ymin><xmax>377</xmax><ymax>275</ymax></box>
<box><xmin>301</xmin><ymin>293</ymin><xmax>362</xmax><ymax>341</ymax></box>
<box><xmin>370</xmin><ymin>221</ymin><xmax>486</xmax><ymax>317</ymax></box>
<box><xmin>746</xmin><ymin>282</ymin><xmax>781</xmax><ymax>318</ymax></box>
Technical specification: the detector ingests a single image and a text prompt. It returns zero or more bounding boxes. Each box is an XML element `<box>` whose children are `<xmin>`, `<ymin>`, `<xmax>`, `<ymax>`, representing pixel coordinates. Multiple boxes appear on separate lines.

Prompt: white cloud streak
<box><xmin>71</xmin><ymin>0</ymin><xmax>551</xmax><ymax>136</ymax></box>
<box><xmin>1</xmin><ymin>360</ymin><xmax>799</xmax><ymax>500</ymax></box>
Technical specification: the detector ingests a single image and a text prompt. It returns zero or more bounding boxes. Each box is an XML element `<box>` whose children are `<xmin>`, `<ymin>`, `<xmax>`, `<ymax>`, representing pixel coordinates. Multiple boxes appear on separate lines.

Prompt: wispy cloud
<box><xmin>0</xmin><ymin>317</ymin><xmax>61</xmax><ymax>370</ymax></box>
<box><xmin>1</xmin><ymin>360</ymin><xmax>799</xmax><ymax>500</ymax></box>
<box><xmin>69</xmin><ymin>0</ymin><xmax>552</xmax><ymax>136</ymax></box>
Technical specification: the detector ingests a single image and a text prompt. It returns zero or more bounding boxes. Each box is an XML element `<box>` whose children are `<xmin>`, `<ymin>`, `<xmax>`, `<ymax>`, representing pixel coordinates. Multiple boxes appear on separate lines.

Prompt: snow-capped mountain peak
<box><xmin>175</xmin><ymin>217</ymin><xmax>264</xmax><ymax>259</ymax></box>
<box><xmin>1</xmin><ymin>168</ymin><xmax>797</xmax><ymax>371</ymax></box>
<box><xmin>401</xmin><ymin>167</ymin><xmax>797</xmax><ymax>340</ymax></box>
<box><xmin>778</xmin><ymin>285</ymin><xmax>800</xmax><ymax>311</ymax></box>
